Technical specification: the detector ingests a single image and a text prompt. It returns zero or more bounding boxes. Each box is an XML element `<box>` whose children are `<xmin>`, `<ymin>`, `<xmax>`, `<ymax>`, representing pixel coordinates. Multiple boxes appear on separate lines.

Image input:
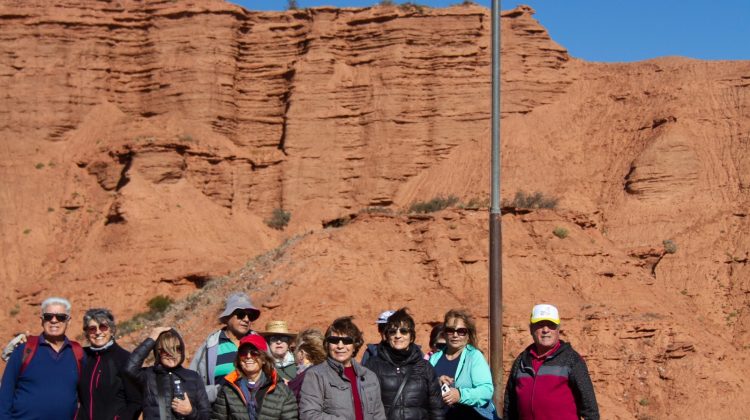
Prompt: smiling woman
<box><xmin>76</xmin><ymin>308</ymin><xmax>142</xmax><ymax>420</ymax></box>
<box><xmin>299</xmin><ymin>316</ymin><xmax>386</xmax><ymax>420</ymax></box>
<box><xmin>362</xmin><ymin>308</ymin><xmax>445</xmax><ymax>420</ymax></box>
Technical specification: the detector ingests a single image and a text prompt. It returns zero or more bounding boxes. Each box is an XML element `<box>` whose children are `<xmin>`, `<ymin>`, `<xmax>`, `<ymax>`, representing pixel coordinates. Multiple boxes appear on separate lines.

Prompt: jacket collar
<box><xmin>326</xmin><ymin>357</ymin><xmax>365</xmax><ymax>379</ymax></box>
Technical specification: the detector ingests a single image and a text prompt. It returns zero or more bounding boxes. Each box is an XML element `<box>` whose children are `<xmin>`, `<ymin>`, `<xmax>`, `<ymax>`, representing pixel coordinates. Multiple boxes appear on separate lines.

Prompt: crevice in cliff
<box><xmin>115</xmin><ymin>151</ymin><xmax>133</xmax><ymax>191</ymax></box>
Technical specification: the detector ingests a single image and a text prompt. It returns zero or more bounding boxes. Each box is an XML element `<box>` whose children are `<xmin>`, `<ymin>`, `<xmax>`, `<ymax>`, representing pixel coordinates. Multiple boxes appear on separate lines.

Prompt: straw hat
<box><xmin>259</xmin><ymin>320</ymin><xmax>297</xmax><ymax>338</ymax></box>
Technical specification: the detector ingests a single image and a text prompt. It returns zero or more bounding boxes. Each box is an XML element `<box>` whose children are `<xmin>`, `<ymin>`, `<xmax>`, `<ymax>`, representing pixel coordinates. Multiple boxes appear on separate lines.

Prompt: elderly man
<box><xmin>0</xmin><ymin>297</ymin><xmax>84</xmax><ymax>419</ymax></box>
<box><xmin>189</xmin><ymin>291</ymin><xmax>261</xmax><ymax>402</ymax></box>
<box><xmin>503</xmin><ymin>304</ymin><xmax>599</xmax><ymax>420</ymax></box>
<box><xmin>260</xmin><ymin>320</ymin><xmax>298</xmax><ymax>382</ymax></box>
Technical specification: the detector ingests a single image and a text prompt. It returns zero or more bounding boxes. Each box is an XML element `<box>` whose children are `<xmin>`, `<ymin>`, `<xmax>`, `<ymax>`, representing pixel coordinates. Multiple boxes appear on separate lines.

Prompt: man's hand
<box><xmin>172</xmin><ymin>393</ymin><xmax>193</xmax><ymax>416</ymax></box>
<box><xmin>1</xmin><ymin>332</ymin><xmax>29</xmax><ymax>362</ymax></box>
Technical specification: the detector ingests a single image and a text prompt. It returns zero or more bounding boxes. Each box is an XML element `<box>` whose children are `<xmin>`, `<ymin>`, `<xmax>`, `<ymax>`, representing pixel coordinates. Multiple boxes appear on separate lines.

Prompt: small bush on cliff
<box><xmin>663</xmin><ymin>239</ymin><xmax>677</xmax><ymax>254</ymax></box>
<box><xmin>506</xmin><ymin>191</ymin><xmax>558</xmax><ymax>209</ymax></box>
<box><xmin>379</xmin><ymin>0</ymin><xmax>395</xmax><ymax>5</ymax></box>
<box><xmin>287</xmin><ymin>0</ymin><xmax>298</xmax><ymax>10</ymax></box>
<box><xmin>553</xmin><ymin>227</ymin><xmax>569</xmax><ymax>239</ymax></box>
<box><xmin>118</xmin><ymin>295</ymin><xmax>174</xmax><ymax>336</ymax></box>
<box><xmin>266</xmin><ymin>208</ymin><xmax>291</xmax><ymax>230</ymax></box>
<box><xmin>409</xmin><ymin>195</ymin><xmax>459</xmax><ymax>214</ymax></box>
<box><xmin>147</xmin><ymin>295</ymin><xmax>174</xmax><ymax>313</ymax></box>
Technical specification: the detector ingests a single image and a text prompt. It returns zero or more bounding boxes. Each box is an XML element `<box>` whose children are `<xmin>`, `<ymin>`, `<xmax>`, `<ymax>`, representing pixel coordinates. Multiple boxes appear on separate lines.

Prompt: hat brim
<box><xmin>259</xmin><ymin>331</ymin><xmax>297</xmax><ymax>338</ymax></box>
<box><xmin>530</xmin><ymin>317</ymin><xmax>560</xmax><ymax>325</ymax></box>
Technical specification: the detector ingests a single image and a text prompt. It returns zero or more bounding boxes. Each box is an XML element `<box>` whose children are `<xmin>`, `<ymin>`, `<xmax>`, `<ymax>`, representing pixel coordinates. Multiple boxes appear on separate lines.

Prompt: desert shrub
<box><xmin>22</xmin><ymin>228</ymin><xmax>31</xmax><ymax>235</ymax></box>
<box><xmin>400</xmin><ymin>2</ymin><xmax>427</xmax><ymax>12</ymax></box>
<box><xmin>35</xmin><ymin>163</ymin><xmax>45</xmax><ymax>169</ymax></box>
<box><xmin>287</xmin><ymin>0</ymin><xmax>298</xmax><ymax>10</ymax></box>
<box><xmin>507</xmin><ymin>191</ymin><xmax>558</xmax><ymax>209</ymax></box>
<box><xmin>553</xmin><ymin>227</ymin><xmax>568</xmax><ymax>239</ymax></box>
<box><xmin>360</xmin><ymin>206</ymin><xmax>393</xmax><ymax>214</ymax></box>
<box><xmin>460</xmin><ymin>197</ymin><xmax>489</xmax><ymax>209</ymax></box>
<box><xmin>147</xmin><ymin>295</ymin><xmax>174</xmax><ymax>313</ymax></box>
<box><xmin>379</xmin><ymin>0</ymin><xmax>395</xmax><ymax>5</ymax></box>
<box><xmin>663</xmin><ymin>239</ymin><xmax>677</xmax><ymax>254</ymax></box>
<box><xmin>409</xmin><ymin>195</ymin><xmax>459</xmax><ymax>213</ymax></box>
<box><xmin>266</xmin><ymin>208</ymin><xmax>291</xmax><ymax>230</ymax></box>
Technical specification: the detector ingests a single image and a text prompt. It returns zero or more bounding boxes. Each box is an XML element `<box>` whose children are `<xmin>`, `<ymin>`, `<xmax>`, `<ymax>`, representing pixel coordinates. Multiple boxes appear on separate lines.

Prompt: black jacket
<box><xmin>124</xmin><ymin>333</ymin><xmax>210</xmax><ymax>420</ymax></box>
<box><xmin>77</xmin><ymin>341</ymin><xmax>142</xmax><ymax>420</ymax></box>
<box><xmin>364</xmin><ymin>342</ymin><xmax>445</xmax><ymax>420</ymax></box>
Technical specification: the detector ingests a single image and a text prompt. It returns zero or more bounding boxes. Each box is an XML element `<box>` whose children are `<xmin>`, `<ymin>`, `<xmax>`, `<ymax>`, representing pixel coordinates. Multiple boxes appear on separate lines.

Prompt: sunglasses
<box><xmin>232</xmin><ymin>309</ymin><xmax>257</xmax><ymax>321</ymax></box>
<box><xmin>42</xmin><ymin>313</ymin><xmax>69</xmax><ymax>322</ymax></box>
<box><xmin>238</xmin><ymin>348</ymin><xmax>262</xmax><ymax>359</ymax></box>
<box><xmin>326</xmin><ymin>336</ymin><xmax>354</xmax><ymax>346</ymax></box>
<box><xmin>85</xmin><ymin>324</ymin><xmax>110</xmax><ymax>335</ymax></box>
<box><xmin>444</xmin><ymin>327</ymin><xmax>469</xmax><ymax>337</ymax></box>
<box><xmin>435</xmin><ymin>342</ymin><xmax>447</xmax><ymax>351</ymax></box>
<box><xmin>386</xmin><ymin>327</ymin><xmax>410</xmax><ymax>337</ymax></box>
<box><xmin>267</xmin><ymin>335</ymin><xmax>290</xmax><ymax>344</ymax></box>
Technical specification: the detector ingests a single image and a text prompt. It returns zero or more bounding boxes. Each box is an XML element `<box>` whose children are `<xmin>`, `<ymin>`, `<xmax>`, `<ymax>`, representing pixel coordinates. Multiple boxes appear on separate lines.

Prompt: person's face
<box><xmin>85</xmin><ymin>319</ymin><xmax>113</xmax><ymax>347</ymax></box>
<box><xmin>158</xmin><ymin>348</ymin><xmax>179</xmax><ymax>368</ymax></box>
<box><xmin>530</xmin><ymin>320</ymin><xmax>560</xmax><ymax>352</ymax></box>
<box><xmin>443</xmin><ymin>317</ymin><xmax>469</xmax><ymax>352</ymax></box>
<box><xmin>41</xmin><ymin>303</ymin><xmax>70</xmax><ymax>339</ymax></box>
<box><xmin>267</xmin><ymin>335</ymin><xmax>290</xmax><ymax>360</ymax></box>
<box><xmin>239</xmin><ymin>346</ymin><xmax>263</xmax><ymax>377</ymax></box>
<box><xmin>432</xmin><ymin>337</ymin><xmax>447</xmax><ymax>353</ymax></box>
<box><xmin>226</xmin><ymin>309</ymin><xmax>255</xmax><ymax>337</ymax></box>
<box><xmin>385</xmin><ymin>324</ymin><xmax>412</xmax><ymax>351</ymax></box>
<box><xmin>326</xmin><ymin>330</ymin><xmax>355</xmax><ymax>366</ymax></box>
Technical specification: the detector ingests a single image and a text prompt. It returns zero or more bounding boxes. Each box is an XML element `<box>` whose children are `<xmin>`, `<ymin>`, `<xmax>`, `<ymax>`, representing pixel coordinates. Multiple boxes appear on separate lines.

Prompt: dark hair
<box><xmin>294</xmin><ymin>329</ymin><xmax>327</xmax><ymax>365</ymax></box>
<box><xmin>385</xmin><ymin>308</ymin><xmax>416</xmax><ymax>343</ymax></box>
<box><xmin>429</xmin><ymin>324</ymin><xmax>445</xmax><ymax>348</ymax></box>
<box><xmin>325</xmin><ymin>316</ymin><xmax>365</xmax><ymax>357</ymax></box>
<box><xmin>235</xmin><ymin>343</ymin><xmax>275</xmax><ymax>378</ymax></box>
<box><xmin>443</xmin><ymin>309</ymin><xmax>478</xmax><ymax>347</ymax></box>
<box><xmin>82</xmin><ymin>308</ymin><xmax>117</xmax><ymax>336</ymax></box>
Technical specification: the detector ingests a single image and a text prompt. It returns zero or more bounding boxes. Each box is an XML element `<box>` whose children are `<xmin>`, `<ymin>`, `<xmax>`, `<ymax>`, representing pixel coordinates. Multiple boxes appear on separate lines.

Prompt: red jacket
<box><xmin>503</xmin><ymin>341</ymin><xmax>599</xmax><ymax>420</ymax></box>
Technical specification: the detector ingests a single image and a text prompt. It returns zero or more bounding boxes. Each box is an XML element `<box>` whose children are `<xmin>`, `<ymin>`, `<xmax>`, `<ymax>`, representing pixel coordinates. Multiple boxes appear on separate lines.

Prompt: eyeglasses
<box><xmin>238</xmin><ymin>348</ymin><xmax>262</xmax><ymax>359</ymax></box>
<box><xmin>444</xmin><ymin>327</ymin><xmax>469</xmax><ymax>337</ymax></box>
<box><xmin>267</xmin><ymin>335</ymin><xmax>290</xmax><ymax>344</ymax></box>
<box><xmin>85</xmin><ymin>324</ymin><xmax>110</xmax><ymax>335</ymax></box>
<box><xmin>386</xmin><ymin>327</ymin><xmax>410</xmax><ymax>337</ymax></box>
<box><xmin>326</xmin><ymin>336</ymin><xmax>354</xmax><ymax>346</ymax></box>
<box><xmin>232</xmin><ymin>309</ymin><xmax>257</xmax><ymax>321</ymax></box>
<box><xmin>42</xmin><ymin>313</ymin><xmax>69</xmax><ymax>322</ymax></box>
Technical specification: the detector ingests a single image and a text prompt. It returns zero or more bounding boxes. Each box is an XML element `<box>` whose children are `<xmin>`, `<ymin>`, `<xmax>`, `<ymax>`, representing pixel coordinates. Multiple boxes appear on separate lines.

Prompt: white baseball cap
<box><xmin>376</xmin><ymin>310</ymin><xmax>396</xmax><ymax>324</ymax></box>
<box><xmin>530</xmin><ymin>304</ymin><xmax>560</xmax><ymax>325</ymax></box>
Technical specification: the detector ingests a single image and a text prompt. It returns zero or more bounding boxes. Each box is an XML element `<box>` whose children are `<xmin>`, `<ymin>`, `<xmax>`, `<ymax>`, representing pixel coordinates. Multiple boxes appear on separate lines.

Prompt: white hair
<box><xmin>40</xmin><ymin>297</ymin><xmax>72</xmax><ymax>315</ymax></box>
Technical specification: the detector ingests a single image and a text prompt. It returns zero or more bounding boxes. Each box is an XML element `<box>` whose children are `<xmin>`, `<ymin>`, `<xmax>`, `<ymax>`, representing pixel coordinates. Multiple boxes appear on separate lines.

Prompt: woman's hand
<box><xmin>439</xmin><ymin>375</ymin><xmax>454</xmax><ymax>386</ymax></box>
<box><xmin>172</xmin><ymin>393</ymin><xmax>193</xmax><ymax>416</ymax></box>
<box><xmin>149</xmin><ymin>326</ymin><xmax>172</xmax><ymax>341</ymax></box>
<box><xmin>442</xmin><ymin>387</ymin><xmax>461</xmax><ymax>406</ymax></box>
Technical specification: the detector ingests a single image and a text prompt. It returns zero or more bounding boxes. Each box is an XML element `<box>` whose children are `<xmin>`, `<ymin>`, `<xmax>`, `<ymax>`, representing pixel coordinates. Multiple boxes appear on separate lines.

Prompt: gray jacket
<box><xmin>188</xmin><ymin>329</ymin><xmax>223</xmax><ymax>403</ymax></box>
<box><xmin>300</xmin><ymin>358</ymin><xmax>386</xmax><ymax>420</ymax></box>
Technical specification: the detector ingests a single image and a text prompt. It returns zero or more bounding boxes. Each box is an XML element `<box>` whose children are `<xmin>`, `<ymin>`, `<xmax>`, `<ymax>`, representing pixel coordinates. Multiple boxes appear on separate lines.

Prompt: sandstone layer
<box><xmin>1</xmin><ymin>1</ymin><xmax>749</xmax><ymax>418</ymax></box>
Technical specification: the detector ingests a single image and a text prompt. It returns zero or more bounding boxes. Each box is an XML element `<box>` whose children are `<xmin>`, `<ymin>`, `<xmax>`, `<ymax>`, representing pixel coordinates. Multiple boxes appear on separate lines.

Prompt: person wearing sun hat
<box><xmin>503</xmin><ymin>304</ymin><xmax>599</xmax><ymax>420</ymax></box>
<box><xmin>212</xmin><ymin>334</ymin><xmax>298</xmax><ymax>419</ymax></box>
<box><xmin>190</xmin><ymin>292</ymin><xmax>262</xmax><ymax>403</ymax></box>
<box><xmin>260</xmin><ymin>320</ymin><xmax>298</xmax><ymax>382</ymax></box>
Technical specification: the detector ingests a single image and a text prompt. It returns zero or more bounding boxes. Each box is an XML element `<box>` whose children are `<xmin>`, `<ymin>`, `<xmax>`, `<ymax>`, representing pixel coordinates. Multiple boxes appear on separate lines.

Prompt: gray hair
<box><xmin>82</xmin><ymin>308</ymin><xmax>116</xmax><ymax>336</ymax></box>
<box><xmin>40</xmin><ymin>297</ymin><xmax>72</xmax><ymax>315</ymax></box>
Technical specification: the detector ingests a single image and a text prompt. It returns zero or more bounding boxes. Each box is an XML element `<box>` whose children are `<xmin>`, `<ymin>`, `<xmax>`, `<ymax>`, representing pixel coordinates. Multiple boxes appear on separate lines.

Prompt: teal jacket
<box><xmin>428</xmin><ymin>345</ymin><xmax>494</xmax><ymax>408</ymax></box>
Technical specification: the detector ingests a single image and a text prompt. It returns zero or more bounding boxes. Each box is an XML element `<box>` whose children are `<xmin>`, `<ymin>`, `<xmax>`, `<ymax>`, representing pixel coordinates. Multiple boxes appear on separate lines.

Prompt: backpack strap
<box><xmin>20</xmin><ymin>335</ymin><xmax>40</xmax><ymax>374</ymax></box>
<box><xmin>70</xmin><ymin>340</ymin><xmax>85</xmax><ymax>376</ymax></box>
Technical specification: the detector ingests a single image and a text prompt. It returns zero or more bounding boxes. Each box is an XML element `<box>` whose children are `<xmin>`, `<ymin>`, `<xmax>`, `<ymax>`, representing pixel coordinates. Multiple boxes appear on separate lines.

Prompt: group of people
<box><xmin>0</xmin><ymin>293</ymin><xmax>599</xmax><ymax>420</ymax></box>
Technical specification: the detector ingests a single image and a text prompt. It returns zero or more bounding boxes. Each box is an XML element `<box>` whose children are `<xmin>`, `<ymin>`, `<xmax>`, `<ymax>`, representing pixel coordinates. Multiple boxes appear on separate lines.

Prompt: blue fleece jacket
<box><xmin>0</xmin><ymin>336</ymin><xmax>80</xmax><ymax>420</ymax></box>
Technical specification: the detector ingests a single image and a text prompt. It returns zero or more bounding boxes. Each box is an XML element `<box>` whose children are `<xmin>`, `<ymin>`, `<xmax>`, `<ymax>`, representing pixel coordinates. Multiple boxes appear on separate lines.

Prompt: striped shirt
<box><xmin>213</xmin><ymin>331</ymin><xmax>238</xmax><ymax>384</ymax></box>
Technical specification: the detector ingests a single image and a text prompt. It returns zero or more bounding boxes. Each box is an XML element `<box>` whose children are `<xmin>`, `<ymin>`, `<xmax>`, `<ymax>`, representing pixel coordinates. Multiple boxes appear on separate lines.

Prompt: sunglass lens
<box><xmin>326</xmin><ymin>336</ymin><xmax>354</xmax><ymax>345</ymax></box>
<box><xmin>43</xmin><ymin>313</ymin><xmax>69</xmax><ymax>322</ymax></box>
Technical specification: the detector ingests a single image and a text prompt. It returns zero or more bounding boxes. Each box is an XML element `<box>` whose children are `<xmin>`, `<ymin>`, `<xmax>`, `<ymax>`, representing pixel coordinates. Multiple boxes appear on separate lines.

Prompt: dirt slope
<box><xmin>1</xmin><ymin>1</ymin><xmax>749</xmax><ymax>418</ymax></box>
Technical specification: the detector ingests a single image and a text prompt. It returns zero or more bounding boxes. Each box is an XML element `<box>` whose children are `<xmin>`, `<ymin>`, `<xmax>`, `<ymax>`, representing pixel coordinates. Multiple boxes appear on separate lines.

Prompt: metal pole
<box><xmin>489</xmin><ymin>0</ymin><xmax>504</xmax><ymax>411</ymax></box>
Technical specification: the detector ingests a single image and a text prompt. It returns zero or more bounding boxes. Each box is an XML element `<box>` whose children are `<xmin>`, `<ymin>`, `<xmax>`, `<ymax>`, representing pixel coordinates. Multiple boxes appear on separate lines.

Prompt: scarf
<box><xmin>383</xmin><ymin>342</ymin><xmax>412</xmax><ymax>365</ymax></box>
<box><xmin>89</xmin><ymin>339</ymin><xmax>115</xmax><ymax>352</ymax></box>
<box><xmin>239</xmin><ymin>372</ymin><xmax>266</xmax><ymax>420</ymax></box>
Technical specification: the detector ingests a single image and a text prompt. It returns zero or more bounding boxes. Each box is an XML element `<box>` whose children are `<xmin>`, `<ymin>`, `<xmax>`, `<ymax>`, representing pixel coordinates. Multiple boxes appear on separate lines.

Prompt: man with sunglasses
<box><xmin>0</xmin><ymin>297</ymin><xmax>83</xmax><ymax>419</ymax></box>
<box><xmin>503</xmin><ymin>304</ymin><xmax>599</xmax><ymax>420</ymax></box>
<box><xmin>190</xmin><ymin>292</ymin><xmax>261</xmax><ymax>403</ymax></box>
<box><xmin>260</xmin><ymin>320</ymin><xmax>298</xmax><ymax>382</ymax></box>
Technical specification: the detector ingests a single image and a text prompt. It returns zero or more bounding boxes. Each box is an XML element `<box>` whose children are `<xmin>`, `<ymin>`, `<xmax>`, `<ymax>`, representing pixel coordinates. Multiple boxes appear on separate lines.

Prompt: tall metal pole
<box><xmin>489</xmin><ymin>0</ymin><xmax>504</xmax><ymax>410</ymax></box>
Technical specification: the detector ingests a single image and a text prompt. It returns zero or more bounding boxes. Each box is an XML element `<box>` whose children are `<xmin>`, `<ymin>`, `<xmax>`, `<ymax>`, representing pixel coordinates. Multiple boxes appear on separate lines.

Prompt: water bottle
<box><xmin>173</xmin><ymin>377</ymin><xmax>185</xmax><ymax>400</ymax></box>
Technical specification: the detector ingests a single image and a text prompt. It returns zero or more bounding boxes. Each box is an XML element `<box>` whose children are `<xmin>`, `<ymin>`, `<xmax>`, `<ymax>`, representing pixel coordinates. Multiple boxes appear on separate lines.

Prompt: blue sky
<box><xmin>230</xmin><ymin>0</ymin><xmax>750</xmax><ymax>62</ymax></box>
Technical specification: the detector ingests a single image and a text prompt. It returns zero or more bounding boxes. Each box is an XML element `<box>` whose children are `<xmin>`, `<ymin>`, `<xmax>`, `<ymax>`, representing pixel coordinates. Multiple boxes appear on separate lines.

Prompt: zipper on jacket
<box><xmin>90</xmin><ymin>353</ymin><xmax>102</xmax><ymax>420</ymax></box>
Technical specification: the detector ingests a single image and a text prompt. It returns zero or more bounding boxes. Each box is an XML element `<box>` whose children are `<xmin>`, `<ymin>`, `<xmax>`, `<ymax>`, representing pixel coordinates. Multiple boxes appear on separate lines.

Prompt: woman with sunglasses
<box><xmin>77</xmin><ymin>308</ymin><xmax>142</xmax><ymax>420</ymax></box>
<box><xmin>299</xmin><ymin>316</ymin><xmax>386</xmax><ymax>420</ymax></box>
<box><xmin>363</xmin><ymin>308</ymin><xmax>444</xmax><ymax>420</ymax></box>
<box><xmin>125</xmin><ymin>326</ymin><xmax>210</xmax><ymax>419</ymax></box>
<box><xmin>211</xmin><ymin>334</ymin><xmax>298</xmax><ymax>419</ymax></box>
<box><xmin>428</xmin><ymin>310</ymin><xmax>495</xmax><ymax>420</ymax></box>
